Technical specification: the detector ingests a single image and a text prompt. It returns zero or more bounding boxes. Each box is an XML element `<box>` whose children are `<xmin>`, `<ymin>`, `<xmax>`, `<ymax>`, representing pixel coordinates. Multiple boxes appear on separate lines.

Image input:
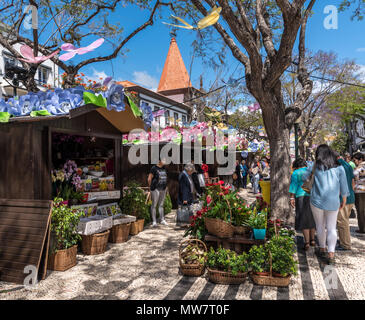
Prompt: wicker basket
<box><xmin>130</xmin><ymin>219</ymin><xmax>145</xmax><ymax>235</ymax></box>
<box><xmin>234</xmin><ymin>225</ymin><xmax>251</xmax><ymax>236</ymax></box>
<box><xmin>250</xmin><ymin>250</ymin><xmax>292</xmax><ymax>287</ymax></box>
<box><xmin>207</xmin><ymin>267</ymin><xmax>247</xmax><ymax>285</ymax></box>
<box><xmin>250</xmin><ymin>272</ymin><xmax>291</xmax><ymax>287</ymax></box>
<box><xmin>179</xmin><ymin>239</ymin><xmax>207</xmax><ymax>277</ymax></box>
<box><xmin>109</xmin><ymin>223</ymin><xmax>131</xmax><ymax>243</ymax></box>
<box><xmin>205</xmin><ymin>217</ymin><xmax>234</xmax><ymax>238</ymax></box>
<box><xmin>48</xmin><ymin>245</ymin><xmax>78</xmax><ymax>271</ymax></box>
<box><xmin>81</xmin><ymin>230</ymin><xmax>110</xmax><ymax>255</ymax></box>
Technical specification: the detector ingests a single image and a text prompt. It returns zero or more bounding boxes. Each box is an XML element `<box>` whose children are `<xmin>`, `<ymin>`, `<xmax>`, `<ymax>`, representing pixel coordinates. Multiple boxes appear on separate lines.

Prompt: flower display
<box><xmin>140</xmin><ymin>101</ymin><xmax>153</xmax><ymax>129</ymax></box>
<box><xmin>106</xmin><ymin>83</ymin><xmax>125</xmax><ymax>111</ymax></box>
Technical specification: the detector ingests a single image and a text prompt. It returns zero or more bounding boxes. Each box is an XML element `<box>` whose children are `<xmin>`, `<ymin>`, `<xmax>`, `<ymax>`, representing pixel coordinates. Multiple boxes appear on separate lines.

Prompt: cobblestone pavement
<box><xmin>1</xmin><ymin>205</ymin><xmax>364</xmax><ymax>300</ymax></box>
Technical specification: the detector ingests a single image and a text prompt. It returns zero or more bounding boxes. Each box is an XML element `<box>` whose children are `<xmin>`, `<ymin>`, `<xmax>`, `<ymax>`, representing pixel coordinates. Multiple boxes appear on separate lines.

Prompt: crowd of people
<box><xmin>145</xmin><ymin>146</ymin><xmax>365</xmax><ymax>265</ymax></box>
<box><xmin>290</xmin><ymin>144</ymin><xmax>365</xmax><ymax>264</ymax></box>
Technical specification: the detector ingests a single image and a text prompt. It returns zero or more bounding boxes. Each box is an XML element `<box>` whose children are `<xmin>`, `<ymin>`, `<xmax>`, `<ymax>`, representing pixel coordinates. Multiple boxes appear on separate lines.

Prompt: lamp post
<box><xmin>294</xmin><ymin>116</ymin><xmax>301</xmax><ymax>160</ymax></box>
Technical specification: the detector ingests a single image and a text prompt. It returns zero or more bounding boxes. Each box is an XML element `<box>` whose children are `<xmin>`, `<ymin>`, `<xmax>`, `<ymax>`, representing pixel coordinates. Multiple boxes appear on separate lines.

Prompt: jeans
<box><xmin>310</xmin><ymin>203</ymin><xmax>339</xmax><ymax>253</ymax></box>
<box><xmin>252</xmin><ymin>174</ymin><xmax>260</xmax><ymax>194</ymax></box>
<box><xmin>151</xmin><ymin>188</ymin><xmax>167</xmax><ymax>223</ymax></box>
<box><xmin>242</xmin><ymin>175</ymin><xmax>247</xmax><ymax>189</ymax></box>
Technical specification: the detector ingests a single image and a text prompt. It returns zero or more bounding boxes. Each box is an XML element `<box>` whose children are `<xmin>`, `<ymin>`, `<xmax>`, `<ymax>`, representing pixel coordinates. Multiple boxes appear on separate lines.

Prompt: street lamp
<box><xmin>294</xmin><ymin>116</ymin><xmax>301</xmax><ymax>160</ymax></box>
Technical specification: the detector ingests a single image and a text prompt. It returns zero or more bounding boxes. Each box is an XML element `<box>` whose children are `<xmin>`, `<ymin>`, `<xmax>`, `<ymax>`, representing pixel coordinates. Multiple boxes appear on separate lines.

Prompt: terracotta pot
<box><xmin>272</xmin><ymin>272</ymin><xmax>289</xmax><ymax>278</ymax></box>
<box><xmin>48</xmin><ymin>245</ymin><xmax>78</xmax><ymax>271</ymax></box>
<box><xmin>253</xmin><ymin>271</ymin><xmax>270</xmax><ymax>276</ymax></box>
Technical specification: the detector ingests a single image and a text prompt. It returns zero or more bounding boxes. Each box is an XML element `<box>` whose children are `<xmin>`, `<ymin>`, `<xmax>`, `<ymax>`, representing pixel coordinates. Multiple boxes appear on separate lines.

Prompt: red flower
<box><xmin>206</xmin><ymin>196</ymin><xmax>212</xmax><ymax>205</ymax></box>
<box><xmin>218</xmin><ymin>180</ymin><xmax>224</xmax><ymax>185</ymax></box>
<box><xmin>202</xmin><ymin>164</ymin><xmax>209</xmax><ymax>172</ymax></box>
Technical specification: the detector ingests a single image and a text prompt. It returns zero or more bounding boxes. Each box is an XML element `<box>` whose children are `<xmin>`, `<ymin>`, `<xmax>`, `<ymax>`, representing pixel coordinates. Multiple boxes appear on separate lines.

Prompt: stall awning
<box><xmin>69</xmin><ymin>103</ymin><xmax>145</xmax><ymax>134</ymax></box>
<box><xmin>96</xmin><ymin>104</ymin><xmax>145</xmax><ymax>133</ymax></box>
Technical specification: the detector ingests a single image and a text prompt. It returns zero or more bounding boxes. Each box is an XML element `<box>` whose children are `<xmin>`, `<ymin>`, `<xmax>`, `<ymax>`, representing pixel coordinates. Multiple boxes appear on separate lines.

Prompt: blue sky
<box><xmin>66</xmin><ymin>0</ymin><xmax>365</xmax><ymax>92</ymax></box>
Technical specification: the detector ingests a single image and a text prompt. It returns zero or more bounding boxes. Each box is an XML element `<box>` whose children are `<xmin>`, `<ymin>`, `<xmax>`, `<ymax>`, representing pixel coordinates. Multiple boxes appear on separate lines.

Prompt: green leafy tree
<box><xmin>171</xmin><ymin>0</ymin><xmax>317</xmax><ymax>221</ymax></box>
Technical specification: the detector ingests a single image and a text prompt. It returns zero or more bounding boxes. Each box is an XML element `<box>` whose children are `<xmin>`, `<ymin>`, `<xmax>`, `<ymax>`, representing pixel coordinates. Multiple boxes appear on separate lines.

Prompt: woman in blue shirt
<box><xmin>302</xmin><ymin>145</ymin><xmax>349</xmax><ymax>264</ymax></box>
<box><xmin>289</xmin><ymin>158</ymin><xmax>316</xmax><ymax>250</ymax></box>
<box><xmin>240</xmin><ymin>160</ymin><xmax>249</xmax><ymax>189</ymax></box>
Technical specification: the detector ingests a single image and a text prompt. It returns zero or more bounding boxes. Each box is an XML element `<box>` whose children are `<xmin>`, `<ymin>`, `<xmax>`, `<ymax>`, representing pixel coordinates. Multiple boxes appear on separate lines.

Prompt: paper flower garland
<box><xmin>59</xmin><ymin>38</ymin><xmax>104</xmax><ymax>61</ymax></box>
<box><xmin>19</xmin><ymin>45</ymin><xmax>60</xmax><ymax>64</ymax></box>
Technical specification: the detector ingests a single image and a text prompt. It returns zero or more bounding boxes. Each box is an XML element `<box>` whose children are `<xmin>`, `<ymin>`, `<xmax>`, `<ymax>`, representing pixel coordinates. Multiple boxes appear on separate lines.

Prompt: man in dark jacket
<box><xmin>178</xmin><ymin>164</ymin><xmax>195</xmax><ymax>206</ymax></box>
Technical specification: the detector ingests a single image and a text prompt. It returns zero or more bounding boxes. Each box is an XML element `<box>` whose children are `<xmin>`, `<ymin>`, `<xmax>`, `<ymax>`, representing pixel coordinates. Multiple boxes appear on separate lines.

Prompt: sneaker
<box><xmin>152</xmin><ymin>222</ymin><xmax>157</xmax><ymax>227</ymax></box>
<box><xmin>160</xmin><ymin>220</ymin><xmax>168</xmax><ymax>226</ymax></box>
<box><xmin>327</xmin><ymin>257</ymin><xmax>336</xmax><ymax>265</ymax></box>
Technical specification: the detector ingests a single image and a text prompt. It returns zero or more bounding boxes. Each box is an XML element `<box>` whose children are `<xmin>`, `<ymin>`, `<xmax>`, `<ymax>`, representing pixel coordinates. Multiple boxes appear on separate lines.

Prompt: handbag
<box><xmin>302</xmin><ymin>163</ymin><xmax>316</xmax><ymax>193</ymax></box>
<box><xmin>198</xmin><ymin>173</ymin><xmax>206</xmax><ymax>187</ymax></box>
<box><xmin>176</xmin><ymin>205</ymin><xmax>193</xmax><ymax>225</ymax></box>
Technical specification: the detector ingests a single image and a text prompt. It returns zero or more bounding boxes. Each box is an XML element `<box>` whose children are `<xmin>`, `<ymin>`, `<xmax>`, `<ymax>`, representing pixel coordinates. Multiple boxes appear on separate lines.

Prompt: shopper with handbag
<box><xmin>302</xmin><ymin>145</ymin><xmax>349</xmax><ymax>264</ymax></box>
<box><xmin>250</xmin><ymin>156</ymin><xmax>262</xmax><ymax>194</ymax></box>
<box><xmin>177</xmin><ymin>164</ymin><xmax>196</xmax><ymax>226</ymax></box>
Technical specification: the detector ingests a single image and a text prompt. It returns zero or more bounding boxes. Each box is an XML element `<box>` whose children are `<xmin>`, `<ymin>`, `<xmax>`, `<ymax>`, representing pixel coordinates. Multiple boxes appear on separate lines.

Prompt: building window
<box><xmin>38</xmin><ymin>66</ymin><xmax>50</xmax><ymax>85</ymax></box>
<box><xmin>182</xmin><ymin>115</ymin><xmax>187</xmax><ymax>124</ymax></box>
<box><xmin>174</xmin><ymin>112</ymin><xmax>179</xmax><ymax>125</ymax></box>
<box><xmin>165</xmin><ymin>110</ymin><xmax>170</xmax><ymax>126</ymax></box>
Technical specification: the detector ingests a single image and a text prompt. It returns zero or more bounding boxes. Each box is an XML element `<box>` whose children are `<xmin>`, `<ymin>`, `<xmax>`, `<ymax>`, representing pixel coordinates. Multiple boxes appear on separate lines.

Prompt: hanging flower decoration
<box><xmin>140</xmin><ymin>101</ymin><xmax>153</xmax><ymax>129</ymax></box>
<box><xmin>248</xmin><ymin>102</ymin><xmax>260</xmax><ymax>112</ymax></box>
<box><xmin>19</xmin><ymin>45</ymin><xmax>60</xmax><ymax>64</ymax></box>
<box><xmin>59</xmin><ymin>38</ymin><xmax>104</xmax><ymax>61</ymax></box>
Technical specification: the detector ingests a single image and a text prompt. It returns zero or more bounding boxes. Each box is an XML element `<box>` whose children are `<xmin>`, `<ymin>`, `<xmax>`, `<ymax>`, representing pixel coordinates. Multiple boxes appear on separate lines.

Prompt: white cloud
<box><xmin>132</xmin><ymin>71</ymin><xmax>158</xmax><ymax>91</ymax></box>
<box><xmin>356</xmin><ymin>64</ymin><xmax>365</xmax><ymax>81</ymax></box>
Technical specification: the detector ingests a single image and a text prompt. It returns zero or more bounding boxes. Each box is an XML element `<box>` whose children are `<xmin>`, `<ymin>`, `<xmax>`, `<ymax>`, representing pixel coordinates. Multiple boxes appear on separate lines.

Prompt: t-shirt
<box><xmin>338</xmin><ymin>159</ymin><xmax>355</xmax><ymax>204</ymax></box>
<box><xmin>150</xmin><ymin>165</ymin><xmax>168</xmax><ymax>191</ymax></box>
<box><xmin>302</xmin><ymin>163</ymin><xmax>350</xmax><ymax>211</ymax></box>
<box><xmin>289</xmin><ymin>167</ymin><xmax>310</xmax><ymax>198</ymax></box>
<box><xmin>348</xmin><ymin>161</ymin><xmax>356</xmax><ymax>170</ymax></box>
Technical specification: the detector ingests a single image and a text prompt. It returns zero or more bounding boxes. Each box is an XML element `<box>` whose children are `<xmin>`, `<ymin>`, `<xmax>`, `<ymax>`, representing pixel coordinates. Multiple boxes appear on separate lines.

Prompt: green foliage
<box><xmin>331</xmin><ymin>131</ymin><xmax>348</xmax><ymax>155</ymax></box>
<box><xmin>50</xmin><ymin>198</ymin><xmax>83</xmax><ymax>253</ymax></box>
<box><xmin>206</xmin><ymin>247</ymin><xmax>249</xmax><ymax>275</ymax></box>
<box><xmin>184</xmin><ymin>209</ymin><xmax>207</xmax><ymax>240</ymax></box>
<box><xmin>266</xmin><ymin>236</ymin><xmax>298</xmax><ymax>276</ymax></box>
<box><xmin>163</xmin><ymin>193</ymin><xmax>173</xmax><ymax>215</ymax></box>
<box><xmin>120</xmin><ymin>181</ymin><xmax>149</xmax><ymax>220</ymax></box>
<box><xmin>248</xmin><ymin>245</ymin><xmax>270</xmax><ymax>273</ymax></box>
<box><xmin>244</xmin><ymin>209</ymin><xmax>267</xmax><ymax>229</ymax></box>
<box><xmin>339</xmin><ymin>0</ymin><xmax>365</xmax><ymax>20</ymax></box>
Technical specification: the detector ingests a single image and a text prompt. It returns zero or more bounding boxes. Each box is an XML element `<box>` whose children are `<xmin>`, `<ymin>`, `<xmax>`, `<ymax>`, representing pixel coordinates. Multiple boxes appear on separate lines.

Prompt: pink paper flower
<box><xmin>59</xmin><ymin>38</ymin><xmax>104</xmax><ymax>61</ymax></box>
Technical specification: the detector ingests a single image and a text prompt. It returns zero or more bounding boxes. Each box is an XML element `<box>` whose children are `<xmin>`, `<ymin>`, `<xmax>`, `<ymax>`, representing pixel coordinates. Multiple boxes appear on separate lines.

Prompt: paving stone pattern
<box><xmin>1</xmin><ymin>200</ymin><xmax>364</xmax><ymax>300</ymax></box>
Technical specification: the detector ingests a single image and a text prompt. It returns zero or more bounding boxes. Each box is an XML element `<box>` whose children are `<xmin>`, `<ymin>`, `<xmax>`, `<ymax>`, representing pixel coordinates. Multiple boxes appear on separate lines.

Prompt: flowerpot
<box><xmin>272</xmin><ymin>272</ymin><xmax>288</xmax><ymax>278</ymax></box>
<box><xmin>253</xmin><ymin>228</ymin><xmax>266</xmax><ymax>240</ymax></box>
<box><xmin>109</xmin><ymin>223</ymin><xmax>131</xmax><ymax>243</ymax></box>
<box><xmin>259</xmin><ymin>180</ymin><xmax>270</xmax><ymax>205</ymax></box>
<box><xmin>253</xmin><ymin>271</ymin><xmax>270</xmax><ymax>276</ymax></box>
<box><xmin>81</xmin><ymin>230</ymin><xmax>110</xmax><ymax>255</ymax></box>
<box><xmin>130</xmin><ymin>219</ymin><xmax>144</xmax><ymax>235</ymax></box>
<box><xmin>48</xmin><ymin>245</ymin><xmax>78</xmax><ymax>271</ymax></box>
<box><xmin>207</xmin><ymin>268</ymin><xmax>247</xmax><ymax>285</ymax></box>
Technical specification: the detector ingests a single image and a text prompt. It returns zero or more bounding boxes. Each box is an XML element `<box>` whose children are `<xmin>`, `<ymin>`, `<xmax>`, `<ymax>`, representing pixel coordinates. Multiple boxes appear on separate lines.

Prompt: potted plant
<box><xmin>120</xmin><ymin>182</ymin><xmax>148</xmax><ymax>235</ymax></box>
<box><xmin>206</xmin><ymin>247</ymin><xmax>249</xmax><ymax>284</ymax></box>
<box><xmin>244</xmin><ymin>209</ymin><xmax>267</xmax><ymax>240</ymax></box>
<box><xmin>48</xmin><ymin>198</ymin><xmax>84</xmax><ymax>271</ymax></box>
<box><xmin>204</xmin><ymin>183</ymin><xmax>238</xmax><ymax>238</ymax></box>
<box><xmin>184</xmin><ymin>207</ymin><xmax>208</xmax><ymax>240</ymax></box>
<box><xmin>248</xmin><ymin>244</ymin><xmax>270</xmax><ymax>276</ymax></box>
<box><xmin>266</xmin><ymin>235</ymin><xmax>298</xmax><ymax>278</ymax></box>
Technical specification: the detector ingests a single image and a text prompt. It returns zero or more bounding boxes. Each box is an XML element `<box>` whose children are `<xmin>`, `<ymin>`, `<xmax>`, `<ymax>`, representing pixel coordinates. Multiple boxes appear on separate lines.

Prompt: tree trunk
<box><xmin>259</xmin><ymin>93</ymin><xmax>293</xmax><ymax>224</ymax></box>
<box><xmin>23</xmin><ymin>67</ymin><xmax>39</xmax><ymax>92</ymax></box>
<box><xmin>299</xmin><ymin>139</ymin><xmax>305</xmax><ymax>159</ymax></box>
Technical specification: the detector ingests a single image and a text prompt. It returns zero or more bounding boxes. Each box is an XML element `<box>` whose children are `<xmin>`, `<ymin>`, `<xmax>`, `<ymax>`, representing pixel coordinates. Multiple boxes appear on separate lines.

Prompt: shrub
<box><xmin>206</xmin><ymin>247</ymin><xmax>249</xmax><ymax>275</ymax></box>
<box><xmin>120</xmin><ymin>181</ymin><xmax>149</xmax><ymax>220</ymax></box>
